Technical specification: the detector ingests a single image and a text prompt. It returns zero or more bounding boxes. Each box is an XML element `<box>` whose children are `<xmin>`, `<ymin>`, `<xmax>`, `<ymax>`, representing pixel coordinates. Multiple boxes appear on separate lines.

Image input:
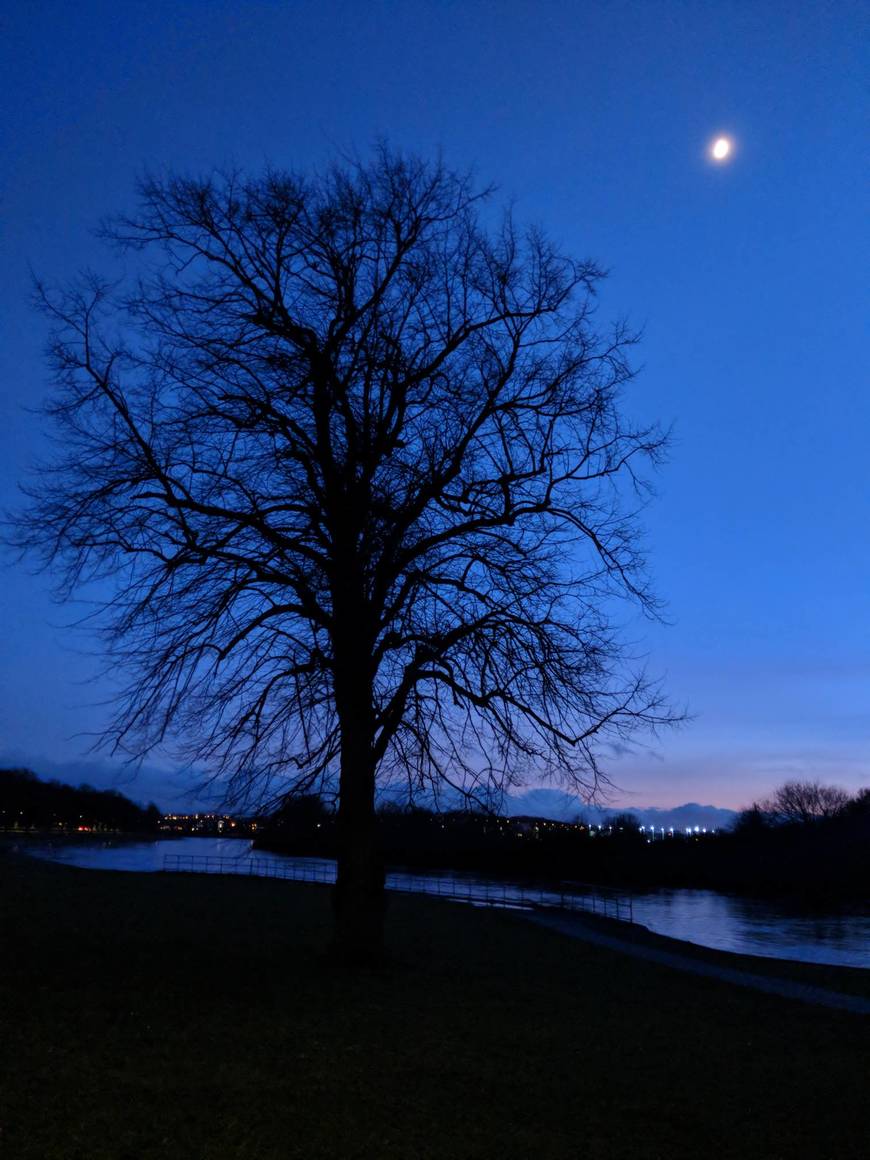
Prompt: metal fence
<box><xmin>162</xmin><ymin>852</ymin><xmax>634</xmax><ymax>923</ymax></box>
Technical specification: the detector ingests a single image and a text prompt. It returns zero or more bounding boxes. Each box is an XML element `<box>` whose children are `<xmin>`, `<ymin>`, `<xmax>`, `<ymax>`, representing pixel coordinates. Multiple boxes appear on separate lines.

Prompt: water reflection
<box><xmin>631</xmin><ymin>889</ymin><xmax>869</xmax><ymax>968</ymax></box>
<box><xmin>22</xmin><ymin>834</ymin><xmax>251</xmax><ymax>873</ymax></box>
<box><xmin>21</xmin><ymin>836</ymin><xmax>870</xmax><ymax>968</ymax></box>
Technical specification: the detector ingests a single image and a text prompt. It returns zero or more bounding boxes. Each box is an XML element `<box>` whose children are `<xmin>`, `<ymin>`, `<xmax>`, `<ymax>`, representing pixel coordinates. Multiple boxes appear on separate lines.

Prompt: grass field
<box><xmin>1</xmin><ymin>852</ymin><xmax>867</xmax><ymax>1160</ymax></box>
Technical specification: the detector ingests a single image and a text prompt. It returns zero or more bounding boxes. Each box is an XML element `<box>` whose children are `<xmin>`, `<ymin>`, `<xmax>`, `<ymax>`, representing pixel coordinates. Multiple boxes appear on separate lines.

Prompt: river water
<box><xmin>19</xmin><ymin>835</ymin><xmax>870</xmax><ymax>969</ymax></box>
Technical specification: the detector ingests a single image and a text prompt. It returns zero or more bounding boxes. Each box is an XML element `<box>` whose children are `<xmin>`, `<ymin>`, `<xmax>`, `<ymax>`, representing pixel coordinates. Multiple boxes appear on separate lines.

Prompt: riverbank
<box><xmin>16</xmin><ymin>831</ymin><xmax>870</xmax><ymax>966</ymax></box>
<box><xmin>520</xmin><ymin>902</ymin><xmax>869</xmax><ymax>998</ymax></box>
<box><xmin>1</xmin><ymin>853</ymin><xmax>867</xmax><ymax>1159</ymax></box>
<box><xmin>530</xmin><ymin>911</ymin><xmax>870</xmax><ymax>1011</ymax></box>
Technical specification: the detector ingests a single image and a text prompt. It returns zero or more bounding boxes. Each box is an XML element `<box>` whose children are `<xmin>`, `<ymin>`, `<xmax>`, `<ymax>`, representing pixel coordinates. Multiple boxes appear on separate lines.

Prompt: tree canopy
<box><xmin>12</xmin><ymin>149</ymin><xmax>675</xmax><ymax>955</ymax></box>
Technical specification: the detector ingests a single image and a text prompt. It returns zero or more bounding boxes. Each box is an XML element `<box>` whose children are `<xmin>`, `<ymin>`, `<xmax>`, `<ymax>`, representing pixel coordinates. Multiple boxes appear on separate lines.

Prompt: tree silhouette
<box><xmin>12</xmin><ymin>149</ymin><xmax>675</xmax><ymax>958</ymax></box>
<box><xmin>757</xmin><ymin>780</ymin><xmax>851</xmax><ymax>826</ymax></box>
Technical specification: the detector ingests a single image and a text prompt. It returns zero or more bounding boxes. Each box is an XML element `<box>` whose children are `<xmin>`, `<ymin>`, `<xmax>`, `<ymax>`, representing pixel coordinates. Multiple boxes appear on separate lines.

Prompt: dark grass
<box><xmin>1</xmin><ymin>854</ymin><xmax>867</xmax><ymax>1160</ymax></box>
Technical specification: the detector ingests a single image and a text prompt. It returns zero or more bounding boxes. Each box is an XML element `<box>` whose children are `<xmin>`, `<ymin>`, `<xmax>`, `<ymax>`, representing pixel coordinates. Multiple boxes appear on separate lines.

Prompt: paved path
<box><xmin>530</xmin><ymin>911</ymin><xmax>870</xmax><ymax>1016</ymax></box>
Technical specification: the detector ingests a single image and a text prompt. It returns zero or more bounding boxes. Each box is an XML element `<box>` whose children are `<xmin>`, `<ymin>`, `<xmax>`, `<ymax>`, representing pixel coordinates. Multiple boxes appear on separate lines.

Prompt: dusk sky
<box><xmin>1</xmin><ymin>0</ymin><xmax>867</xmax><ymax>813</ymax></box>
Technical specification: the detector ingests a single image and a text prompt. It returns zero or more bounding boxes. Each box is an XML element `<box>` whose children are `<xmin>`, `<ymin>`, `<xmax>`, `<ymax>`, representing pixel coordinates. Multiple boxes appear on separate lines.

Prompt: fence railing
<box><xmin>161</xmin><ymin>853</ymin><xmax>634</xmax><ymax>924</ymax></box>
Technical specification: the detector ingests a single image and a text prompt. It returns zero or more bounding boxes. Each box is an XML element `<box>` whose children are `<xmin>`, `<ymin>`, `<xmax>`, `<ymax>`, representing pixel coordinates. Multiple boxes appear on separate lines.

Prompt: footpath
<box><xmin>530</xmin><ymin>911</ymin><xmax>870</xmax><ymax>1016</ymax></box>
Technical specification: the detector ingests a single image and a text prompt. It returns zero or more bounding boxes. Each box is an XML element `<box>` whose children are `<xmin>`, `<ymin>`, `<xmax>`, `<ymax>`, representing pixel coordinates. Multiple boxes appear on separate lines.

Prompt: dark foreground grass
<box><xmin>1</xmin><ymin>854</ymin><xmax>867</xmax><ymax>1160</ymax></box>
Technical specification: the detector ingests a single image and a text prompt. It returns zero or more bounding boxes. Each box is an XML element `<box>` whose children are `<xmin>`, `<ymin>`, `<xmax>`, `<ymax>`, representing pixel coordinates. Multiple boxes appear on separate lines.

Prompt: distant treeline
<box><xmin>255</xmin><ymin>783</ymin><xmax>870</xmax><ymax>902</ymax></box>
<box><xmin>0</xmin><ymin>768</ymin><xmax>161</xmax><ymax>833</ymax></box>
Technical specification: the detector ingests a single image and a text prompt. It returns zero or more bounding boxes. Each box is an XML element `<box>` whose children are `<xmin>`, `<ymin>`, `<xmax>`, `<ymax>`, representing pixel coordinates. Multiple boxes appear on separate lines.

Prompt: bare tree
<box><xmin>757</xmin><ymin>780</ymin><xmax>851</xmax><ymax>826</ymax></box>
<box><xmin>11</xmin><ymin>150</ymin><xmax>675</xmax><ymax>958</ymax></box>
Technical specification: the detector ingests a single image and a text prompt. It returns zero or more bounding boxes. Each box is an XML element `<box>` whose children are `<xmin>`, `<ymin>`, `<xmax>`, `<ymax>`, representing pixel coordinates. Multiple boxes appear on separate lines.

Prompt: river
<box><xmin>18</xmin><ymin>834</ymin><xmax>869</xmax><ymax>969</ymax></box>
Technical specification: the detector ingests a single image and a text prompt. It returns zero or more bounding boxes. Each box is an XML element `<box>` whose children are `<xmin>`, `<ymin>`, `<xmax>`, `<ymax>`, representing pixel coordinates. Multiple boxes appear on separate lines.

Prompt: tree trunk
<box><xmin>327</xmin><ymin>469</ymin><xmax>385</xmax><ymax>963</ymax></box>
<box><xmin>329</xmin><ymin>597</ymin><xmax>385</xmax><ymax>962</ymax></box>
<box><xmin>330</xmin><ymin>742</ymin><xmax>385</xmax><ymax>964</ymax></box>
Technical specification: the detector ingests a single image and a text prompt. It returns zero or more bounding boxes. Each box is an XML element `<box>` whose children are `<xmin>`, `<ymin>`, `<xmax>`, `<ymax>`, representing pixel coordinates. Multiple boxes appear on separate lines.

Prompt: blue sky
<box><xmin>1</xmin><ymin>0</ymin><xmax>867</xmax><ymax>811</ymax></box>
